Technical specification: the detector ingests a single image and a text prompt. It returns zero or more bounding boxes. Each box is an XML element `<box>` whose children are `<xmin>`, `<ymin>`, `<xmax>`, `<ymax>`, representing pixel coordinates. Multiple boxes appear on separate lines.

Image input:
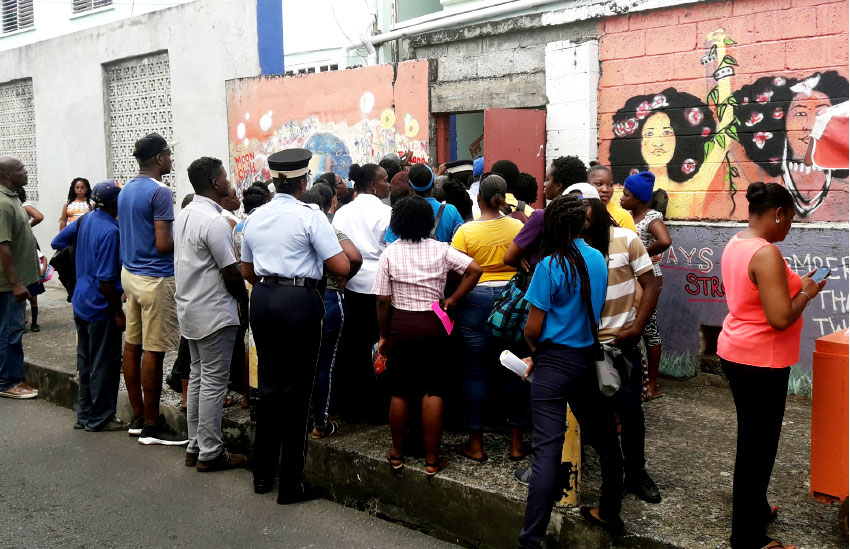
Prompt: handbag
<box><xmin>580</xmin><ymin>283</ymin><xmax>628</xmax><ymax>396</ymax></box>
<box><xmin>485</xmin><ymin>269</ymin><xmax>532</xmax><ymax>345</ymax></box>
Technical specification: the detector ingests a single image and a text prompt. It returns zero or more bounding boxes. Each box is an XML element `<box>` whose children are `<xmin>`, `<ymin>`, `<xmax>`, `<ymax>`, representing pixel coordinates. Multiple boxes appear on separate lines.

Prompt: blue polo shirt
<box><xmin>51</xmin><ymin>210</ymin><xmax>122</xmax><ymax>322</ymax></box>
<box><xmin>525</xmin><ymin>239</ymin><xmax>607</xmax><ymax>348</ymax></box>
<box><xmin>384</xmin><ymin>197</ymin><xmax>464</xmax><ymax>244</ymax></box>
<box><xmin>117</xmin><ymin>177</ymin><xmax>174</xmax><ymax>277</ymax></box>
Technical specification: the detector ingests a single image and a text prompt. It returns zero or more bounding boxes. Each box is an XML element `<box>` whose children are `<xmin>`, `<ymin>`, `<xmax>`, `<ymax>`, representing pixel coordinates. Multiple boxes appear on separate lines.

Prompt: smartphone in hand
<box><xmin>811</xmin><ymin>266</ymin><xmax>831</xmax><ymax>284</ymax></box>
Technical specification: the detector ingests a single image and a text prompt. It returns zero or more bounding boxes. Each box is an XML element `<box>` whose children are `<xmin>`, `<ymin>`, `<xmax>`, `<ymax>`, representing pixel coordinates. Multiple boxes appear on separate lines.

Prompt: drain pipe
<box><xmin>342</xmin><ymin>0</ymin><xmax>566</xmax><ymax>66</ymax></box>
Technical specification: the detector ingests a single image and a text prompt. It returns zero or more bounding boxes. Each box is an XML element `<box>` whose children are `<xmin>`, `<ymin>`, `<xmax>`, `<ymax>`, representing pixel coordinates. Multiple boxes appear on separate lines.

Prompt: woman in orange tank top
<box><xmin>717</xmin><ymin>182</ymin><xmax>826</xmax><ymax>549</ymax></box>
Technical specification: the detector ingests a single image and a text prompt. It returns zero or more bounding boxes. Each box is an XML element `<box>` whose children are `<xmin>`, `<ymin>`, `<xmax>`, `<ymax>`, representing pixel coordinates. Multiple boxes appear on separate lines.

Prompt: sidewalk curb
<box><xmin>23</xmin><ymin>359</ymin><xmax>680</xmax><ymax>548</ymax></box>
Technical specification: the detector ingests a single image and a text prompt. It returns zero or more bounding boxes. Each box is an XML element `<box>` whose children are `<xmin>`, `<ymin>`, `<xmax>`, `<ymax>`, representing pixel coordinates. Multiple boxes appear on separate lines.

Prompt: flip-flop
<box><xmin>454</xmin><ymin>444</ymin><xmax>488</xmax><ymax>463</ymax></box>
<box><xmin>580</xmin><ymin>506</ymin><xmax>625</xmax><ymax>535</ymax></box>
<box><xmin>312</xmin><ymin>420</ymin><xmax>339</xmax><ymax>440</ymax></box>
<box><xmin>386</xmin><ymin>451</ymin><xmax>405</xmax><ymax>471</ymax></box>
<box><xmin>643</xmin><ymin>392</ymin><xmax>663</xmax><ymax>402</ymax></box>
<box><xmin>767</xmin><ymin>505</ymin><xmax>778</xmax><ymax>523</ymax></box>
<box><xmin>761</xmin><ymin>540</ymin><xmax>794</xmax><ymax>549</ymax></box>
<box><xmin>509</xmin><ymin>442</ymin><xmax>532</xmax><ymax>462</ymax></box>
<box><xmin>425</xmin><ymin>457</ymin><xmax>449</xmax><ymax>478</ymax></box>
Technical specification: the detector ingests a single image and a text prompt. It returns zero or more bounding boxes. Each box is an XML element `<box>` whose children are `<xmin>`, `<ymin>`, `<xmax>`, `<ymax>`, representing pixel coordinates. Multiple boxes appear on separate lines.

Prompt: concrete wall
<box><xmin>660</xmin><ymin>222</ymin><xmax>848</xmax><ymax>393</ymax></box>
<box><xmin>0</xmin><ymin>0</ymin><xmax>260</xmax><ymax>248</ymax></box>
<box><xmin>0</xmin><ymin>0</ymin><xmax>194</xmax><ymax>52</ymax></box>
<box><xmin>224</xmin><ymin>60</ymin><xmax>431</xmax><ymax>190</ymax></box>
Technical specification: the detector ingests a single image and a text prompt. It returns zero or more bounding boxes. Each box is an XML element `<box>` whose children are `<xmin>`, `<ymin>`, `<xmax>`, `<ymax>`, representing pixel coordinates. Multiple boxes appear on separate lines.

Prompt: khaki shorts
<box><xmin>121</xmin><ymin>268</ymin><xmax>179</xmax><ymax>352</ymax></box>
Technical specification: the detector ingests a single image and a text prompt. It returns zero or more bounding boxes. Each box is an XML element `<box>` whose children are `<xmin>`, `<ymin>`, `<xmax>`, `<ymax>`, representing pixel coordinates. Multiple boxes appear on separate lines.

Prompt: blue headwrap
<box><xmin>473</xmin><ymin>157</ymin><xmax>484</xmax><ymax>177</ymax></box>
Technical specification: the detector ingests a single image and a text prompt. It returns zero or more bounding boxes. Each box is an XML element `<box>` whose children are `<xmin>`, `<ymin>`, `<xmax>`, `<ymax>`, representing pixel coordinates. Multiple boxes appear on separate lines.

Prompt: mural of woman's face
<box><xmin>786</xmin><ymin>90</ymin><xmax>831</xmax><ymax>160</ymax></box>
<box><xmin>640</xmin><ymin>112</ymin><xmax>676</xmax><ymax>168</ymax></box>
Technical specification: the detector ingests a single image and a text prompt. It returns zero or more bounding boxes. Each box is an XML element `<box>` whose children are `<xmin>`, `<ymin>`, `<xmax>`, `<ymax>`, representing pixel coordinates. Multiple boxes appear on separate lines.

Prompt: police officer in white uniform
<box><xmin>241</xmin><ymin>148</ymin><xmax>350</xmax><ymax>503</ymax></box>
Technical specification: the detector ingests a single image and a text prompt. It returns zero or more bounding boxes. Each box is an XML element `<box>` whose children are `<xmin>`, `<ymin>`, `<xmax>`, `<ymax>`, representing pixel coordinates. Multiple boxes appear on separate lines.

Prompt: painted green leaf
<box><xmin>710</xmin><ymin>44</ymin><xmax>718</xmax><ymax>57</ymax></box>
<box><xmin>723</xmin><ymin>38</ymin><xmax>736</xmax><ymax>45</ymax></box>
<box><xmin>718</xmin><ymin>104</ymin><xmax>727</xmax><ymax>121</ymax></box>
<box><xmin>727</xmin><ymin>96</ymin><xmax>738</xmax><ymax>105</ymax></box>
<box><xmin>717</xmin><ymin>134</ymin><xmax>726</xmax><ymax>148</ymax></box>
<box><xmin>704</xmin><ymin>140</ymin><xmax>715</xmax><ymax>157</ymax></box>
<box><xmin>708</xmin><ymin>87</ymin><xmax>720</xmax><ymax>106</ymax></box>
<box><xmin>725</xmin><ymin>125</ymin><xmax>739</xmax><ymax>142</ymax></box>
<box><xmin>722</xmin><ymin>55</ymin><xmax>738</xmax><ymax>66</ymax></box>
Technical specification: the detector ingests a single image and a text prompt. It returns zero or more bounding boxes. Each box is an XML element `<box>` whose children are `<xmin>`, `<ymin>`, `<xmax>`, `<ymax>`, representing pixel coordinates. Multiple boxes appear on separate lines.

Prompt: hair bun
<box><xmin>745</xmin><ymin>182</ymin><xmax>768</xmax><ymax>205</ymax></box>
<box><xmin>348</xmin><ymin>164</ymin><xmax>363</xmax><ymax>182</ymax></box>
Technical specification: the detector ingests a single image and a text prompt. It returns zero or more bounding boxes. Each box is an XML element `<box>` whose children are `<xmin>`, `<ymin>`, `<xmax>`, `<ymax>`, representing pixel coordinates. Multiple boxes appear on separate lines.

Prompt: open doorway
<box><xmin>449</xmin><ymin>112</ymin><xmax>484</xmax><ymax>161</ymax></box>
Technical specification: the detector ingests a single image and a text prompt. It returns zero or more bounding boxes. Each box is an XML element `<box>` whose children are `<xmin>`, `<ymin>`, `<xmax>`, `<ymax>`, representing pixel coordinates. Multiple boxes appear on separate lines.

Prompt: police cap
<box><xmin>268</xmin><ymin>148</ymin><xmax>312</xmax><ymax>179</ymax></box>
<box><xmin>445</xmin><ymin>159</ymin><xmax>473</xmax><ymax>175</ymax></box>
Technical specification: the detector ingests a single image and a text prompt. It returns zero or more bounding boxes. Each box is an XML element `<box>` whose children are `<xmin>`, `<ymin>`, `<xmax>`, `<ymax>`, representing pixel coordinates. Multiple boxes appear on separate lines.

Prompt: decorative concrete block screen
<box><xmin>104</xmin><ymin>52</ymin><xmax>175</xmax><ymax>197</ymax></box>
<box><xmin>597</xmin><ymin>0</ymin><xmax>849</xmax><ymax>222</ymax></box>
<box><xmin>0</xmin><ymin>79</ymin><xmax>38</xmax><ymax>201</ymax></box>
<box><xmin>225</xmin><ymin>60</ymin><xmax>430</xmax><ymax>192</ymax></box>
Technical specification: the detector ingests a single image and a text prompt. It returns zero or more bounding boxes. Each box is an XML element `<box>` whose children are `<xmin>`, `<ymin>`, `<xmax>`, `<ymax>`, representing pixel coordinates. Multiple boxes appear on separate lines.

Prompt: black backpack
<box><xmin>49</xmin><ymin>214</ymin><xmax>88</xmax><ymax>302</ymax></box>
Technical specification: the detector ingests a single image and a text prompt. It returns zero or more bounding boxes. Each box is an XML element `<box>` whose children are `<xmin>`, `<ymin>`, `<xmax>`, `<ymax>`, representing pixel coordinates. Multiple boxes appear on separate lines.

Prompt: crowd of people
<box><xmin>0</xmin><ymin>126</ymin><xmax>825</xmax><ymax>548</ymax></box>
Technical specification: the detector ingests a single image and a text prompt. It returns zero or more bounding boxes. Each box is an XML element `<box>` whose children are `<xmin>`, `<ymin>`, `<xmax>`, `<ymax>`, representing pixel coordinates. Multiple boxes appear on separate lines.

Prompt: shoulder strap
<box><xmin>517</xmin><ymin>200</ymin><xmax>526</xmax><ymax>212</ymax></box>
<box><xmin>430</xmin><ymin>202</ymin><xmax>446</xmax><ymax>238</ymax></box>
<box><xmin>576</xmin><ymin>256</ymin><xmax>602</xmax><ymax>354</ymax></box>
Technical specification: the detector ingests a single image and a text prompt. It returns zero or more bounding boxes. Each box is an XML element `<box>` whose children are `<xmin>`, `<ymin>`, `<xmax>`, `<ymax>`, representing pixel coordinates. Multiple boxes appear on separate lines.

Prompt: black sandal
<box><xmin>386</xmin><ymin>451</ymin><xmax>405</xmax><ymax>471</ymax></box>
<box><xmin>425</xmin><ymin>457</ymin><xmax>448</xmax><ymax>478</ymax></box>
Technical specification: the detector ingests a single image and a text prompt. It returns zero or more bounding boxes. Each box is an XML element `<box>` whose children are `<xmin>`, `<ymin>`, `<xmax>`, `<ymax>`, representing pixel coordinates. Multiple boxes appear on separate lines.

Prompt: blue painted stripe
<box><xmin>257</xmin><ymin>0</ymin><xmax>284</xmax><ymax>75</ymax></box>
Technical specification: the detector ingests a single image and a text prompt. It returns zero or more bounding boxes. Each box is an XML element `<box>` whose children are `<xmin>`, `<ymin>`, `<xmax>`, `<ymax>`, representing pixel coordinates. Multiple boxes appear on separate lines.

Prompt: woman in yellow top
<box><xmin>452</xmin><ymin>175</ymin><xmax>525</xmax><ymax>462</ymax></box>
<box><xmin>59</xmin><ymin>177</ymin><xmax>93</xmax><ymax>230</ymax></box>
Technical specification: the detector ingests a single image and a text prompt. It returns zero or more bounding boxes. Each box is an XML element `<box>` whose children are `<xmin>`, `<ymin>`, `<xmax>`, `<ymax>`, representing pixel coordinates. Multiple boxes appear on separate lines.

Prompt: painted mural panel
<box><xmin>659</xmin><ymin>223</ymin><xmax>848</xmax><ymax>394</ymax></box>
<box><xmin>225</xmin><ymin>60</ymin><xmax>429</xmax><ymax>192</ymax></box>
<box><xmin>598</xmin><ymin>0</ymin><xmax>849</xmax><ymax>221</ymax></box>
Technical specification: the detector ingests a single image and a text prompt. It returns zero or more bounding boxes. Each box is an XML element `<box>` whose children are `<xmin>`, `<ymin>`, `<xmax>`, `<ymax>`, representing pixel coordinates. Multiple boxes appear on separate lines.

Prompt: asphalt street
<box><xmin>0</xmin><ymin>398</ymin><xmax>458</xmax><ymax>548</ymax></box>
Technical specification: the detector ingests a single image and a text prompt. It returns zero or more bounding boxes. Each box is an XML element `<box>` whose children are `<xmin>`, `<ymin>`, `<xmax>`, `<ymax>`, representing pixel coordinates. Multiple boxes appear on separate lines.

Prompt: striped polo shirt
<box><xmin>599</xmin><ymin>226</ymin><xmax>653</xmax><ymax>343</ymax></box>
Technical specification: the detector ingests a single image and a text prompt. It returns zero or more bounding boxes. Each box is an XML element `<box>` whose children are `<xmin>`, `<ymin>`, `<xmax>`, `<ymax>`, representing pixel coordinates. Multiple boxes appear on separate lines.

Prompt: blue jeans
<box><xmin>75</xmin><ymin>315</ymin><xmax>123</xmax><ymax>428</ymax></box>
<box><xmin>518</xmin><ymin>344</ymin><xmax>623</xmax><ymax>548</ymax></box>
<box><xmin>312</xmin><ymin>290</ymin><xmax>344</xmax><ymax>429</ymax></box>
<box><xmin>456</xmin><ymin>284</ymin><xmax>504</xmax><ymax>431</ymax></box>
<box><xmin>0</xmin><ymin>291</ymin><xmax>26</xmax><ymax>391</ymax></box>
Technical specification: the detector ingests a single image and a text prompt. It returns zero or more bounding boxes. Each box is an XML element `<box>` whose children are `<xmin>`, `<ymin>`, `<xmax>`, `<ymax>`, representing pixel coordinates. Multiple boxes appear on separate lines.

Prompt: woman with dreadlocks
<box><xmin>517</xmin><ymin>196</ymin><xmax>625</xmax><ymax>547</ymax></box>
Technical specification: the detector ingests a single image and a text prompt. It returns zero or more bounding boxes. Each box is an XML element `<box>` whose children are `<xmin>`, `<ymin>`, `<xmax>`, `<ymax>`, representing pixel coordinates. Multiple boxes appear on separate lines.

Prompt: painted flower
<box><xmin>686</xmin><ymin>107</ymin><xmax>704</xmax><ymax>126</ymax></box>
<box><xmin>773</xmin><ymin>76</ymin><xmax>786</xmax><ymax>87</ymax></box>
<box><xmin>635</xmin><ymin>101</ymin><xmax>652</xmax><ymax>120</ymax></box>
<box><xmin>681</xmin><ymin>159</ymin><xmax>696</xmax><ymax>174</ymax></box>
<box><xmin>753</xmin><ymin>132</ymin><xmax>773</xmax><ymax>149</ymax></box>
<box><xmin>742</xmin><ymin>97</ymin><xmax>749</xmax><ymax>104</ymax></box>
<box><xmin>651</xmin><ymin>94</ymin><xmax>668</xmax><ymax>109</ymax></box>
<box><xmin>701</xmin><ymin>127</ymin><xmax>712</xmax><ymax>137</ymax></box>
<box><xmin>772</xmin><ymin>107</ymin><xmax>785</xmax><ymax>120</ymax></box>
<box><xmin>745</xmin><ymin>111</ymin><xmax>764</xmax><ymax>127</ymax></box>
<box><xmin>623</xmin><ymin>118</ymin><xmax>639</xmax><ymax>135</ymax></box>
<box><xmin>756</xmin><ymin>90</ymin><xmax>774</xmax><ymax>103</ymax></box>
<box><xmin>614</xmin><ymin>122</ymin><xmax>627</xmax><ymax>138</ymax></box>
<box><xmin>629</xmin><ymin>168</ymin><xmax>640</xmax><ymax>175</ymax></box>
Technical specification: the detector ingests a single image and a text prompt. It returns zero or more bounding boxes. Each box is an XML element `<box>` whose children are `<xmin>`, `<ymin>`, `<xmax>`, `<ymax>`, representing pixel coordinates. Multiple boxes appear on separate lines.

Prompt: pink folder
<box><xmin>431</xmin><ymin>301</ymin><xmax>454</xmax><ymax>335</ymax></box>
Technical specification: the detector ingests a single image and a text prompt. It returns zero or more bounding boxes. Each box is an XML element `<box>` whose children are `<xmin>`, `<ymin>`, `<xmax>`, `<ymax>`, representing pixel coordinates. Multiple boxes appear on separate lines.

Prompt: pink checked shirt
<box><xmin>373</xmin><ymin>239</ymin><xmax>473</xmax><ymax>311</ymax></box>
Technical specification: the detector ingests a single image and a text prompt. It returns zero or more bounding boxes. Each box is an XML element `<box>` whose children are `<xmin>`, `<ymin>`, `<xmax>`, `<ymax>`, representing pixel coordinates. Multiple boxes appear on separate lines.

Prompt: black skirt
<box><xmin>387</xmin><ymin>307</ymin><xmax>451</xmax><ymax>400</ymax></box>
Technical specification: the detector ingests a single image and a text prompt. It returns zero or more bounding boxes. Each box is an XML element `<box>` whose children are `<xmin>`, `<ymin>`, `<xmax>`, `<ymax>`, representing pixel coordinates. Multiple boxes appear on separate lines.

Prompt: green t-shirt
<box><xmin>0</xmin><ymin>186</ymin><xmax>38</xmax><ymax>291</ymax></box>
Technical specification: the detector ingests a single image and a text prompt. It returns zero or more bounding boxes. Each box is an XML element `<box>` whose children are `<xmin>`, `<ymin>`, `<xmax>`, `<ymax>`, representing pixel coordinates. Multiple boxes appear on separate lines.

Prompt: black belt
<box><xmin>259</xmin><ymin>276</ymin><xmax>319</xmax><ymax>289</ymax></box>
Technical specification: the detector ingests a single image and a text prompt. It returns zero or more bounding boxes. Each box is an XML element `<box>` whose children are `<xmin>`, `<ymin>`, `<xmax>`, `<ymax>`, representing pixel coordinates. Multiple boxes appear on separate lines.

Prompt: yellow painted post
<box><xmin>555</xmin><ymin>404</ymin><xmax>581</xmax><ymax>508</ymax></box>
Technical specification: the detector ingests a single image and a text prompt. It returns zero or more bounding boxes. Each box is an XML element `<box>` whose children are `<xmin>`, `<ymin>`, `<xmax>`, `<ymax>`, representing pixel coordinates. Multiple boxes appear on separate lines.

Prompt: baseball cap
<box><xmin>91</xmin><ymin>180</ymin><xmax>121</xmax><ymax>208</ymax></box>
<box><xmin>132</xmin><ymin>132</ymin><xmax>178</xmax><ymax>162</ymax></box>
<box><xmin>564</xmin><ymin>182</ymin><xmax>600</xmax><ymax>200</ymax></box>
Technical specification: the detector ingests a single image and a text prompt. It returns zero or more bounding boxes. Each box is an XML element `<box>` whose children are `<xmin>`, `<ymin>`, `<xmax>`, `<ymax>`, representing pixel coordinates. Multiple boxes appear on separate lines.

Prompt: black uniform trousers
<box><xmin>250</xmin><ymin>282</ymin><xmax>324</xmax><ymax>494</ymax></box>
